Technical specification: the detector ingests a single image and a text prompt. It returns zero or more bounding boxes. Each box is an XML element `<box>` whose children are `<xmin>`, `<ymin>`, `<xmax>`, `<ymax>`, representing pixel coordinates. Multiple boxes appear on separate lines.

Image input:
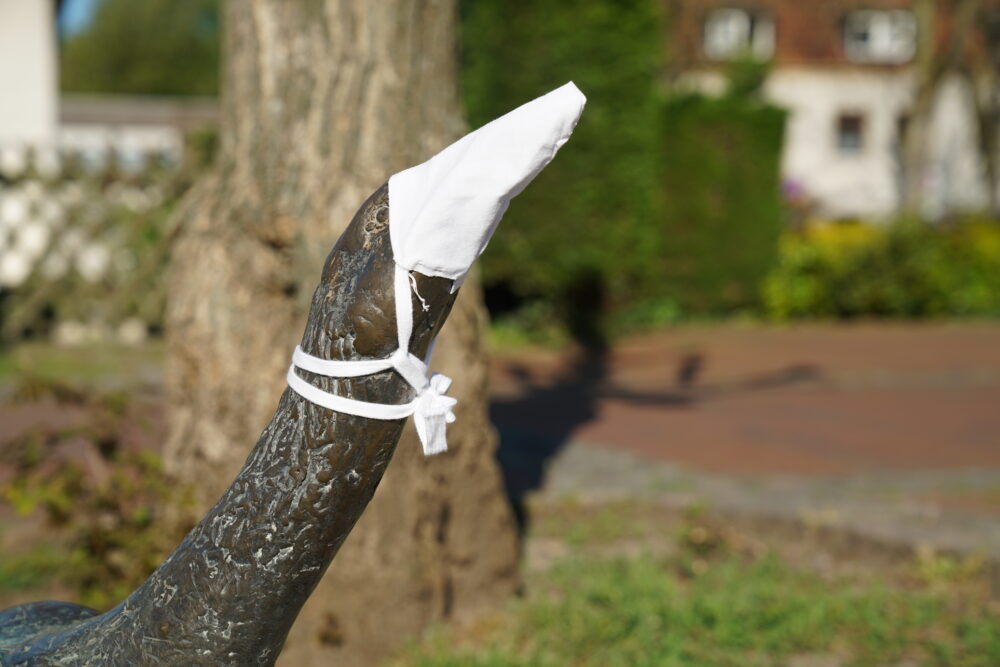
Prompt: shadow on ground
<box><xmin>491</xmin><ymin>342</ymin><xmax>822</xmax><ymax>531</ymax></box>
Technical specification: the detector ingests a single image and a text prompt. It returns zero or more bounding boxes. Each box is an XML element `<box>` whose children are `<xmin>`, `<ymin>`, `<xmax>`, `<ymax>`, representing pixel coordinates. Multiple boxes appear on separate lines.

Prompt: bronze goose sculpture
<box><xmin>0</xmin><ymin>82</ymin><xmax>585</xmax><ymax>666</ymax></box>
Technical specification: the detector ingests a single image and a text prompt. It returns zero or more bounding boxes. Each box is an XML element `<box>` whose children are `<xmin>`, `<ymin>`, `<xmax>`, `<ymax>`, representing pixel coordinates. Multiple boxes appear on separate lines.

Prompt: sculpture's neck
<box><xmin>15</xmin><ymin>185</ymin><xmax>458</xmax><ymax>665</ymax></box>
<box><xmin>114</xmin><ymin>383</ymin><xmax>413</xmax><ymax>663</ymax></box>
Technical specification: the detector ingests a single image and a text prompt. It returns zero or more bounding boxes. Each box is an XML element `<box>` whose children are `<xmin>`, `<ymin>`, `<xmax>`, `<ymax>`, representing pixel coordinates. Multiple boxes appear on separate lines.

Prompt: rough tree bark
<box><xmin>962</xmin><ymin>3</ymin><xmax>1000</xmax><ymax>215</ymax></box>
<box><xmin>964</xmin><ymin>63</ymin><xmax>1000</xmax><ymax>215</ymax></box>
<box><xmin>164</xmin><ymin>1</ymin><xmax>519</xmax><ymax>664</ymax></box>
<box><xmin>900</xmin><ymin>0</ymin><xmax>938</xmax><ymax>215</ymax></box>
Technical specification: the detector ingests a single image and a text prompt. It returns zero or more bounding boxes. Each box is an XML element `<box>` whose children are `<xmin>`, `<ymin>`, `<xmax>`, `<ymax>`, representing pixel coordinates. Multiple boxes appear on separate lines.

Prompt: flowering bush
<box><xmin>763</xmin><ymin>220</ymin><xmax>1000</xmax><ymax>320</ymax></box>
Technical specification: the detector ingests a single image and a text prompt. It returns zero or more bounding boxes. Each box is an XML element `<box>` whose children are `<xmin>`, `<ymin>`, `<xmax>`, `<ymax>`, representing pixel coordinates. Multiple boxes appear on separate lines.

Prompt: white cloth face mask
<box><xmin>390</xmin><ymin>81</ymin><xmax>587</xmax><ymax>290</ymax></box>
<box><xmin>288</xmin><ymin>82</ymin><xmax>587</xmax><ymax>455</ymax></box>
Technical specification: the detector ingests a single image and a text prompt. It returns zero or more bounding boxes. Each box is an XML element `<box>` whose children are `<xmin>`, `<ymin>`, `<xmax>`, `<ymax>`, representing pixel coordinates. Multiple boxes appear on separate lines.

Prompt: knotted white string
<box><xmin>286</xmin><ymin>264</ymin><xmax>456</xmax><ymax>455</ymax></box>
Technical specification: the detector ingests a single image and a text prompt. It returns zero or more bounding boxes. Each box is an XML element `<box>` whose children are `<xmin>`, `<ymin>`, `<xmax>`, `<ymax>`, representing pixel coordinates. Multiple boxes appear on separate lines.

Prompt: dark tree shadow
<box><xmin>492</xmin><ymin>269</ymin><xmax>695</xmax><ymax>530</ymax></box>
<box><xmin>491</xmin><ymin>346</ymin><xmax>694</xmax><ymax>532</ymax></box>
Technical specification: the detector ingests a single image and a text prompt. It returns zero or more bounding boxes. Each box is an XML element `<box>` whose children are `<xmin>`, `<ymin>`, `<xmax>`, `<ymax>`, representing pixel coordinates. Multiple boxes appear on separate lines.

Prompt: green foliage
<box><xmin>461</xmin><ymin>0</ymin><xmax>665</xmax><ymax>342</ymax></box>
<box><xmin>0</xmin><ymin>547</ymin><xmax>65</xmax><ymax>593</ymax></box>
<box><xmin>659</xmin><ymin>94</ymin><xmax>787</xmax><ymax>315</ymax></box>
<box><xmin>0</xmin><ymin>340</ymin><xmax>165</xmax><ymax>386</ymax></box>
<box><xmin>461</xmin><ymin>1</ymin><xmax>788</xmax><ymax>340</ymax></box>
<box><xmin>4</xmin><ymin>452</ymin><xmax>187</xmax><ymax>610</ymax></box>
<box><xmin>403</xmin><ymin>553</ymin><xmax>999</xmax><ymax>666</ymax></box>
<box><xmin>402</xmin><ymin>503</ymin><xmax>999</xmax><ymax>665</ymax></box>
<box><xmin>488</xmin><ymin>300</ymin><xmax>570</xmax><ymax>350</ymax></box>
<box><xmin>0</xmin><ymin>151</ymin><xmax>195</xmax><ymax>345</ymax></box>
<box><xmin>913</xmin><ymin>546</ymin><xmax>986</xmax><ymax>589</ymax></box>
<box><xmin>763</xmin><ymin>220</ymin><xmax>1000</xmax><ymax>320</ymax></box>
<box><xmin>724</xmin><ymin>57</ymin><xmax>771</xmax><ymax>99</ymax></box>
<box><xmin>60</xmin><ymin>0</ymin><xmax>220</xmax><ymax>96</ymax></box>
<box><xmin>1</xmin><ymin>386</ymin><xmax>195</xmax><ymax>610</ymax></box>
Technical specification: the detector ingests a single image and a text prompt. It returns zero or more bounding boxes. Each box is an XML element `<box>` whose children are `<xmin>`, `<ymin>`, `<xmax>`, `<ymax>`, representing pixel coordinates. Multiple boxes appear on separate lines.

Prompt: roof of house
<box><xmin>667</xmin><ymin>0</ymin><xmax>998</xmax><ymax>69</ymax></box>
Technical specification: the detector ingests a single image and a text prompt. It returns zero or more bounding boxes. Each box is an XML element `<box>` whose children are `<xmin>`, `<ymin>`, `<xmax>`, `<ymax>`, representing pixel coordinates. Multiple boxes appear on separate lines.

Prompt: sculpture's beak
<box><xmin>388</xmin><ymin>81</ymin><xmax>587</xmax><ymax>290</ymax></box>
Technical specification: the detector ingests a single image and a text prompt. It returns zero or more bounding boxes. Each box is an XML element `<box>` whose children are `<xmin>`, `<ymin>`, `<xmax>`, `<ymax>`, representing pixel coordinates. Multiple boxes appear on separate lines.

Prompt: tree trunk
<box><xmin>164</xmin><ymin>1</ymin><xmax>519</xmax><ymax>664</ymax></box>
<box><xmin>963</xmin><ymin>3</ymin><xmax>1000</xmax><ymax>216</ymax></box>
<box><xmin>900</xmin><ymin>0</ymin><xmax>982</xmax><ymax>216</ymax></box>
<box><xmin>965</xmin><ymin>65</ymin><xmax>1000</xmax><ymax>215</ymax></box>
<box><xmin>900</xmin><ymin>0</ymin><xmax>938</xmax><ymax>215</ymax></box>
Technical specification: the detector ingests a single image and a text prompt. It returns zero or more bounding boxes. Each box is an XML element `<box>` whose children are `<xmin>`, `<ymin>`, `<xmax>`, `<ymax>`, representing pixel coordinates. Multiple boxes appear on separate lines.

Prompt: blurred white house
<box><xmin>0</xmin><ymin>0</ymin><xmax>216</xmax><ymax>173</ymax></box>
<box><xmin>671</xmin><ymin>0</ymin><xmax>998</xmax><ymax>220</ymax></box>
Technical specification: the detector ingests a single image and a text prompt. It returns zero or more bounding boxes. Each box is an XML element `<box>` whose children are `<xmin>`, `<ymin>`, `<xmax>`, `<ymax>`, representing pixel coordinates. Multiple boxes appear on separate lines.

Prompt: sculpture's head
<box><xmin>388</xmin><ymin>81</ymin><xmax>587</xmax><ymax>293</ymax></box>
<box><xmin>309</xmin><ymin>82</ymin><xmax>587</xmax><ymax>363</ymax></box>
<box><xmin>298</xmin><ymin>82</ymin><xmax>586</xmax><ymax>456</ymax></box>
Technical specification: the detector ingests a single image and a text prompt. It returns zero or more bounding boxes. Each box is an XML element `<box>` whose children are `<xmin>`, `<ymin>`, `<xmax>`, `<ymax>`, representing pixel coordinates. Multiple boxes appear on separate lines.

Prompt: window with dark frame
<box><xmin>836</xmin><ymin>113</ymin><xmax>865</xmax><ymax>154</ymax></box>
<box><xmin>703</xmin><ymin>8</ymin><xmax>775</xmax><ymax>60</ymax></box>
<box><xmin>843</xmin><ymin>10</ymin><xmax>917</xmax><ymax>64</ymax></box>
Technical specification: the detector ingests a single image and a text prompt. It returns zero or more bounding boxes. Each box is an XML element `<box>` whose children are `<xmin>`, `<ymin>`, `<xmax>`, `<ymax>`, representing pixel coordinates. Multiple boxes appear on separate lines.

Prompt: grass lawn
<box><xmin>0</xmin><ymin>341</ymin><xmax>165</xmax><ymax>389</ymax></box>
<box><xmin>398</xmin><ymin>503</ymin><xmax>999</xmax><ymax>667</ymax></box>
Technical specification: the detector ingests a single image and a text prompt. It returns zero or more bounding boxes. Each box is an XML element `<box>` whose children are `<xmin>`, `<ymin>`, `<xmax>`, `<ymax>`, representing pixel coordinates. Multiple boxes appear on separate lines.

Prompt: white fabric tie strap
<box><xmin>287</xmin><ymin>264</ymin><xmax>456</xmax><ymax>456</ymax></box>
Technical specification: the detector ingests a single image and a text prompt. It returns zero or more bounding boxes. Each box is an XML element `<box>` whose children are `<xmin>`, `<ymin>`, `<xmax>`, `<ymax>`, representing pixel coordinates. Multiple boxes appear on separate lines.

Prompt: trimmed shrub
<box><xmin>763</xmin><ymin>220</ymin><xmax>1000</xmax><ymax>319</ymax></box>
<box><xmin>461</xmin><ymin>2</ymin><xmax>789</xmax><ymax>339</ymax></box>
<box><xmin>461</xmin><ymin>0</ymin><xmax>665</xmax><ymax>342</ymax></box>
<box><xmin>658</xmin><ymin>94</ymin><xmax>787</xmax><ymax>315</ymax></box>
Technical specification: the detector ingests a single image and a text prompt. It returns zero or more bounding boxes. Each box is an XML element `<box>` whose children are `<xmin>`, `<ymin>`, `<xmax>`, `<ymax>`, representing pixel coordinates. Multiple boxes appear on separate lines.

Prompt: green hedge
<box><xmin>659</xmin><ymin>95</ymin><xmax>787</xmax><ymax>315</ymax></box>
<box><xmin>763</xmin><ymin>220</ymin><xmax>1000</xmax><ymax>319</ymax></box>
<box><xmin>461</xmin><ymin>0</ymin><xmax>665</xmax><ymax>343</ymax></box>
<box><xmin>461</xmin><ymin>2</ymin><xmax>788</xmax><ymax>340</ymax></box>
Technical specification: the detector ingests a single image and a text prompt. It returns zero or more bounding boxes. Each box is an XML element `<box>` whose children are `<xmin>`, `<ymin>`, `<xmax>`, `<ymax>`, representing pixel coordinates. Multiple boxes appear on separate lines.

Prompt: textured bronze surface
<box><xmin>0</xmin><ymin>183</ymin><xmax>458</xmax><ymax>665</ymax></box>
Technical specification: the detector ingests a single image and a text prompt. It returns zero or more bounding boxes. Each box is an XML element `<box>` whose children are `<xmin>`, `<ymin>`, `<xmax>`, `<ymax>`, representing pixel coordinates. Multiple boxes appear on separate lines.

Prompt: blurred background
<box><xmin>1</xmin><ymin>0</ymin><xmax>999</xmax><ymax>664</ymax></box>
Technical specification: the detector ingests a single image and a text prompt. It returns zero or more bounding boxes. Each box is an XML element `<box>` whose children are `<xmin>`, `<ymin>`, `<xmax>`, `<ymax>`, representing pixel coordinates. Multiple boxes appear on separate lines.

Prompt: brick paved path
<box><xmin>491</xmin><ymin>323</ymin><xmax>1000</xmax><ymax>476</ymax></box>
<box><xmin>490</xmin><ymin>324</ymin><xmax>1000</xmax><ymax>558</ymax></box>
